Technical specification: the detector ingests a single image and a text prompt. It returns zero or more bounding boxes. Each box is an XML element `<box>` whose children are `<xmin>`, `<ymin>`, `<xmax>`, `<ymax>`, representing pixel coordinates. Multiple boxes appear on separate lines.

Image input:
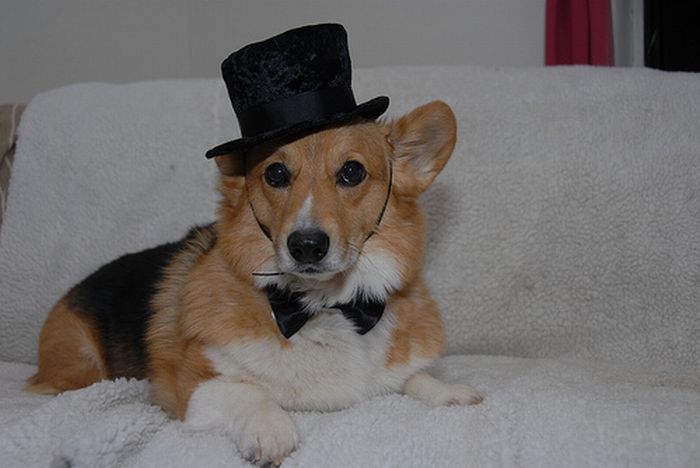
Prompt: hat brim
<box><xmin>205</xmin><ymin>96</ymin><xmax>389</xmax><ymax>159</ymax></box>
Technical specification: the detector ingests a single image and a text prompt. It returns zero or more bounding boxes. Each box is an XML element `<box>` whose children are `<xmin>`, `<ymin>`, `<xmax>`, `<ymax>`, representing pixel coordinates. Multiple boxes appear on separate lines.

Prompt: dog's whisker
<box><xmin>251</xmin><ymin>251</ymin><xmax>283</xmax><ymax>277</ymax></box>
<box><xmin>347</xmin><ymin>242</ymin><xmax>362</xmax><ymax>254</ymax></box>
<box><xmin>361</xmin><ymin>252</ymin><xmax>381</xmax><ymax>271</ymax></box>
<box><xmin>345</xmin><ymin>242</ymin><xmax>364</xmax><ymax>265</ymax></box>
<box><xmin>349</xmin><ymin>241</ymin><xmax>385</xmax><ymax>274</ymax></box>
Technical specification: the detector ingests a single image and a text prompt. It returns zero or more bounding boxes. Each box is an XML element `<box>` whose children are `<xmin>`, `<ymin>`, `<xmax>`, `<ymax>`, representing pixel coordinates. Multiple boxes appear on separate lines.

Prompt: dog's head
<box><xmin>216</xmin><ymin>101</ymin><xmax>456</xmax><ymax>302</ymax></box>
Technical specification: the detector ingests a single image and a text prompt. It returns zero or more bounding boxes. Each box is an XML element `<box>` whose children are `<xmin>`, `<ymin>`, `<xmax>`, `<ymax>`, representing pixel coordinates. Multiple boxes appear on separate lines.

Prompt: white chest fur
<box><xmin>205</xmin><ymin>309</ymin><xmax>429</xmax><ymax>411</ymax></box>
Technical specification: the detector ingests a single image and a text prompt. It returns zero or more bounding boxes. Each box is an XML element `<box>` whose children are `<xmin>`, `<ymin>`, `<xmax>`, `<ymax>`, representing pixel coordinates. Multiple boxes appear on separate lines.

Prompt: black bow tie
<box><xmin>265</xmin><ymin>285</ymin><xmax>386</xmax><ymax>338</ymax></box>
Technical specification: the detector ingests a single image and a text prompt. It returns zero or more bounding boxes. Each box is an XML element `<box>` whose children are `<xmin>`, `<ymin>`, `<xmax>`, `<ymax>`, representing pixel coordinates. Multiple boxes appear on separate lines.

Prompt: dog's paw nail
<box><xmin>237</xmin><ymin>408</ymin><xmax>298</xmax><ymax>465</ymax></box>
<box><xmin>441</xmin><ymin>384</ymin><xmax>484</xmax><ymax>407</ymax></box>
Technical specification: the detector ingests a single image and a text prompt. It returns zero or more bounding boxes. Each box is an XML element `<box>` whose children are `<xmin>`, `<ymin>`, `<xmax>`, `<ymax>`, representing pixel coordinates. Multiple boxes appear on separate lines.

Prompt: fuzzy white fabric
<box><xmin>1</xmin><ymin>355</ymin><xmax>699</xmax><ymax>468</ymax></box>
<box><xmin>1</xmin><ymin>66</ymin><xmax>700</xmax><ymax>466</ymax></box>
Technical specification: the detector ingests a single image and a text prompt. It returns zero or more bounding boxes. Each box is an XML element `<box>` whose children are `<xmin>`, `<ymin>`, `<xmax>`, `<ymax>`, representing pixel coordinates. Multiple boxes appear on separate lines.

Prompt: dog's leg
<box><xmin>185</xmin><ymin>377</ymin><xmax>298</xmax><ymax>465</ymax></box>
<box><xmin>403</xmin><ymin>371</ymin><xmax>484</xmax><ymax>406</ymax></box>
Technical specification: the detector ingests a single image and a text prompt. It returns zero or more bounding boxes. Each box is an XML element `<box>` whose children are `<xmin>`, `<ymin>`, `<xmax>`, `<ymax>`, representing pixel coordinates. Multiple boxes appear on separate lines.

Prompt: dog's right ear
<box><xmin>215</xmin><ymin>154</ymin><xmax>245</xmax><ymax>177</ymax></box>
<box><xmin>387</xmin><ymin>101</ymin><xmax>457</xmax><ymax>197</ymax></box>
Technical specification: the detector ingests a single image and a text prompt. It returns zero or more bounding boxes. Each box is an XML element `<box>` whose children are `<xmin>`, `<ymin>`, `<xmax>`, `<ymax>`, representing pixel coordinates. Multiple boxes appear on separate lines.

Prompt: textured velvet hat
<box><xmin>205</xmin><ymin>23</ymin><xmax>390</xmax><ymax>158</ymax></box>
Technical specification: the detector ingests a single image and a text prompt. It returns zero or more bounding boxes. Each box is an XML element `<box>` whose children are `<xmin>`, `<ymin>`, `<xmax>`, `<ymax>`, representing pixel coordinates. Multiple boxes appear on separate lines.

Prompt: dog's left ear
<box><xmin>215</xmin><ymin>153</ymin><xmax>247</xmax><ymax>203</ymax></box>
<box><xmin>388</xmin><ymin>101</ymin><xmax>457</xmax><ymax>196</ymax></box>
<box><xmin>215</xmin><ymin>153</ymin><xmax>245</xmax><ymax>177</ymax></box>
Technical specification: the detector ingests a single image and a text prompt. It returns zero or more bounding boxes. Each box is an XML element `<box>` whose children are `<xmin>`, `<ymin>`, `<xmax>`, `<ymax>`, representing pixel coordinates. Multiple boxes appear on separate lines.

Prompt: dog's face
<box><xmin>216</xmin><ymin>101</ymin><xmax>457</xmax><ymax>290</ymax></box>
<box><xmin>244</xmin><ymin>122</ymin><xmax>392</xmax><ymax>279</ymax></box>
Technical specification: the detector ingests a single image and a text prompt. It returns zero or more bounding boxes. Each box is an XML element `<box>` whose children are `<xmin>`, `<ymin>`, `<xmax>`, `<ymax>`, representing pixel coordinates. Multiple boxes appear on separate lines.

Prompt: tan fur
<box><xmin>26</xmin><ymin>298</ymin><xmax>107</xmax><ymax>394</ymax></box>
<box><xmin>385</xmin><ymin>278</ymin><xmax>447</xmax><ymax>367</ymax></box>
<box><xmin>147</xmin><ymin>226</ymin><xmax>220</xmax><ymax>417</ymax></box>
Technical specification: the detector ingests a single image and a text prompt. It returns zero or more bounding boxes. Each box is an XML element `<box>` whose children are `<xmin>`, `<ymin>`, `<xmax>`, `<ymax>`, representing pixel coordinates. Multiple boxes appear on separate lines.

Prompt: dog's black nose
<box><xmin>287</xmin><ymin>229</ymin><xmax>330</xmax><ymax>264</ymax></box>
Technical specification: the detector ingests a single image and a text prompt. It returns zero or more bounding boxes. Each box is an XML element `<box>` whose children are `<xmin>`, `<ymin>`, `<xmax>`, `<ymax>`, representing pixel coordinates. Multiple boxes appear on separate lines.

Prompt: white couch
<box><xmin>1</xmin><ymin>66</ymin><xmax>699</xmax><ymax>467</ymax></box>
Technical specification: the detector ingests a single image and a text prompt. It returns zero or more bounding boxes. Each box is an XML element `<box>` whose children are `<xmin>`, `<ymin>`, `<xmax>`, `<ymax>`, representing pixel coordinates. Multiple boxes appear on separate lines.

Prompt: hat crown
<box><xmin>223</xmin><ymin>24</ymin><xmax>352</xmax><ymax>116</ymax></box>
<box><xmin>205</xmin><ymin>23</ymin><xmax>389</xmax><ymax>159</ymax></box>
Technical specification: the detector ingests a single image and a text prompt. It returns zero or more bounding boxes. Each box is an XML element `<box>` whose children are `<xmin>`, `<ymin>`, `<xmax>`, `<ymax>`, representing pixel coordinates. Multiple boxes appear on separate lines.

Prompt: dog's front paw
<box><xmin>237</xmin><ymin>407</ymin><xmax>298</xmax><ymax>466</ymax></box>
<box><xmin>404</xmin><ymin>372</ymin><xmax>484</xmax><ymax>407</ymax></box>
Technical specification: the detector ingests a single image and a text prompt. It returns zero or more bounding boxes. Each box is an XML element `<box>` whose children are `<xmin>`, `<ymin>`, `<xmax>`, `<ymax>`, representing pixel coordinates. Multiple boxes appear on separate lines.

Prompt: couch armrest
<box><xmin>0</xmin><ymin>104</ymin><xmax>25</xmax><ymax>228</ymax></box>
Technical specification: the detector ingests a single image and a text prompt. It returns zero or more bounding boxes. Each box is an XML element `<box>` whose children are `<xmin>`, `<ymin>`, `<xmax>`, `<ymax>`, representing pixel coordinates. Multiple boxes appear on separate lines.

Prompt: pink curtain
<box><xmin>545</xmin><ymin>0</ymin><xmax>614</xmax><ymax>65</ymax></box>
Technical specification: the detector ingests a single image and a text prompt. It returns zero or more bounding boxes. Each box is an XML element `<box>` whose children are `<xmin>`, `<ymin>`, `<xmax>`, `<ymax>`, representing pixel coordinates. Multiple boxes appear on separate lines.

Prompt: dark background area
<box><xmin>645</xmin><ymin>0</ymin><xmax>700</xmax><ymax>71</ymax></box>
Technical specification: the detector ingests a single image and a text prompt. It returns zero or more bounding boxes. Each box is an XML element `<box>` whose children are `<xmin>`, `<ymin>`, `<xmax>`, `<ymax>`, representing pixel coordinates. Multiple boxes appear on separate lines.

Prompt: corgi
<box><xmin>27</xmin><ymin>101</ymin><xmax>482</xmax><ymax>465</ymax></box>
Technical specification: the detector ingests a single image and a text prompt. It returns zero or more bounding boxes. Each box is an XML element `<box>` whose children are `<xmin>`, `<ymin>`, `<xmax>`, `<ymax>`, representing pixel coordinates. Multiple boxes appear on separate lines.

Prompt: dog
<box><xmin>26</xmin><ymin>24</ymin><xmax>483</xmax><ymax>465</ymax></box>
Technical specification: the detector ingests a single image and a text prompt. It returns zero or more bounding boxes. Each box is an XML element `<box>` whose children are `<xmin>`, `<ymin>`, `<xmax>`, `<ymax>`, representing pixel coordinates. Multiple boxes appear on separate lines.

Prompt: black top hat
<box><xmin>205</xmin><ymin>23</ymin><xmax>390</xmax><ymax>158</ymax></box>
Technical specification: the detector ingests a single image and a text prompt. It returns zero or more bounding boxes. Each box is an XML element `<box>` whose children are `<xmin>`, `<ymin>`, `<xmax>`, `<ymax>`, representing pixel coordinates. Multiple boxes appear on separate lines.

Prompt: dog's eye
<box><xmin>264</xmin><ymin>162</ymin><xmax>291</xmax><ymax>188</ymax></box>
<box><xmin>337</xmin><ymin>160</ymin><xmax>366</xmax><ymax>187</ymax></box>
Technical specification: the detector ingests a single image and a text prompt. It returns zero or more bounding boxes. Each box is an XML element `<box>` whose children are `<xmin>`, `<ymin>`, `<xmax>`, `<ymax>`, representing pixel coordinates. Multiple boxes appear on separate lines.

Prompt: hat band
<box><xmin>237</xmin><ymin>85</ymin><xmax>357</xmax><ymax>137</ymax></box>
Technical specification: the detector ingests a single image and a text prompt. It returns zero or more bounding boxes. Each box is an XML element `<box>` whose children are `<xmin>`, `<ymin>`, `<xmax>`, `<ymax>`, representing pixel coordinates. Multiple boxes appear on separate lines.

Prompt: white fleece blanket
<box><xmin>1</xmin><ymin>66</ymin><xmax>700</xmax><ymax>466</ymax></box>
<box><xmin>2</xmin><ymin>356</ymin><xmax>699</xmax><ymax>468</ymax></box>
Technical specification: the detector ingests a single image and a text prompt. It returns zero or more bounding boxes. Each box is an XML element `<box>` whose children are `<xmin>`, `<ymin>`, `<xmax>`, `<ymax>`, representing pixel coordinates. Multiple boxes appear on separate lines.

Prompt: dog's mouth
<box><xmin>297</xmin><ymin>265</ymin><xmax>322</xmax><ymax>275</ymax></box>
<box><xmin>286</xmin><ymin>264</ymin><xmax>341</xmax><ymax>281</ymax></box>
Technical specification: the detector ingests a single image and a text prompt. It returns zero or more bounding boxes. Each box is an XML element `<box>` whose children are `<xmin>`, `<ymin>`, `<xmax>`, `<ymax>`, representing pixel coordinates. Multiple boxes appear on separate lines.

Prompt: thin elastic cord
<box><xmin>245</xmin><ymin>180</ymin><xmax>273</xmax><ymax>241</ymax></box>
<box><xmin>365</xmin><ymin>160</ymin><xmax>393</xmax><ymax>241</ymax></box>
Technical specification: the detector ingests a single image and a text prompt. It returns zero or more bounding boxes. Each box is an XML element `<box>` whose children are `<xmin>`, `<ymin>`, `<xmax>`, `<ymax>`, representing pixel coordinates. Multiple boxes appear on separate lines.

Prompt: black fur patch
<box><xmin>67</xmin><ymin>224</ymin><xmax>215</xmax><ymax>379</ymax></box>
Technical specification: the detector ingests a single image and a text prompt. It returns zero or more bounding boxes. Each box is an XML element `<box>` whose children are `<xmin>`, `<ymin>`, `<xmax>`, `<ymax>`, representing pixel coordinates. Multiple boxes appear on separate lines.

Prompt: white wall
<box><xmin>611</xmin><ymin>0</ymin><xmax>645</xmax><ymax>67</ymax></box>
<box><xmin>1</xmin><ymin>0</ymin><xmax>546</xmax><ymax>103</ymax></box>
